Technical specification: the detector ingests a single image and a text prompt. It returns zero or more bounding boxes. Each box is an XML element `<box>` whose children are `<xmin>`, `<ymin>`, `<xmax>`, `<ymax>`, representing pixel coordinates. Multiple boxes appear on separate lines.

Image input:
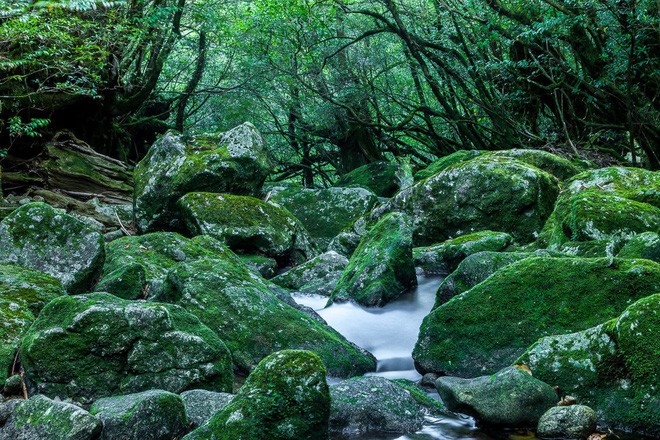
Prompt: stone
<box><xmin>335</xmin><ymin>161</ymin><xmax>405</xmax><ymax>197</ymax></box>
<box><xmin>21</xmin><ymin>293</ymin><xmax>233</xmax><ymax>404</ymax></box>
<box><xmin>178</xmin><ymin>192</ymin><xmax>317</xmax><ymax>264</ymax></box>
<box><xmin>182</xmin><ymin>350</ymin><xmax>330</xmax><ymax>440</ymax></box>
<box><xmin>617</xmin><ymin>232</ymin><xmax>660</xmax><ymax>263</ymax></box>
<box><xmin>0</xmin><ymin>264</ymin><xmax>66</xmax><ymax>385</ymax></box>
<box><xmin>270</xmin><ymin>186</ymin><xmax>379</xmax><ymax>248</ymax></box>
<box><xmin>161</xmin><ymin>257</ymin><xmax>376</xmax><ymax>377</ymax></box>
<box><xmin>413</xmin><ymin>257</ymin><xmax>660</xmax><ymax>377</ymax></box>
<box><xmin>414</xmin><ymin>150</ymin><xmax>483</xmax><ymax>181</ymax></box>
<box><xmin>489</xmin><ymin>149</ymin><xmax>582</xmax><ymax>181</ymax></box>
<box><xmin>271</xmin><ymin>251</ymin><xmax>348</xmax><ymax>296</ymax></box>
<box><xmin>537</xmin><ymin>405</ymin><xmax>597</xmax><ymax>440</ymax></box>
<box><xmin>329</xmin><ymin>376</ymin><xmax>441</xmax><ymax>436</ymax></box>
<box><xmin>94</xmin><ymin>263</ymin><xmax>147</xmax><ymax>300</ymax></box>
<box><xmin>0</xmin><ymin>394</ymin><xmax>102</xmax><ymax>440</ymax></box>
<box><xmin>180</xmin><ymin>389</ymin><xmax>234</xmax><ymax>429</ymax></box>
<box><xmin>2</xmin><ymin>375</ymin><xmax>23</xmax><ymax>397</ymax></box>
<box><xmin>0</xmin><ymin>202</ymin><xmax>105</xmax><ymax>292</ymax></box>
<box><xmin>414</xmin><ymin>230</ymin><xmax>512</xmax><ymax>275</ymax></box>
<box><xmin>330</xmin><ymin>212</ymin><xmax>417</xmax><ymax>307</ymax></box>
<box><xmin>89</xmin><ymin>390</ymin><xmax>188</xmax><ymax>440</ymax></box>
<box><xmin>238</xmin><ymin>254</ymin><xmax>277</xmax><ymax>278</ymax></box>
<box><xmin>134</xmin><ymin>123</ymin><xmax>271</xmax><ymax>232</ymax></box>
<box><xmin>435</xmin><ymin>366</ymin><xmax>558</xmax><ymax>426</ymax></box>
<box><xmin>518</xmin><ymin>294</ymin><xmax>660</xmax><ymax>436</ymax></box>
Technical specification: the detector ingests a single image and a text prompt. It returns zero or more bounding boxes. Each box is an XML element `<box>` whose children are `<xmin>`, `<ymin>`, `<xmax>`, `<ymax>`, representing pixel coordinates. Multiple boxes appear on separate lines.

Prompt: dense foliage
<box><xmin>1</xmin><ymin>0</ymin><xmax>658</xmax><ymax>180</ymax></box>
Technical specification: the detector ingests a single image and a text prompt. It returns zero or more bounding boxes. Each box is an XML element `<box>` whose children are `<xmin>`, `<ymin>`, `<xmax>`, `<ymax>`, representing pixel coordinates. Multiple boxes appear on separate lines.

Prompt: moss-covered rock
<box><xmin>384</xmin><ymin>155</ymin><xmax>560</xmax><ymax>245</ymax></box>
<box><xmin>413</xmin><ymin>257</ymin><xmax>660</xmax><ymax>377</ymax></box>
<box><xmin>0</xmin><ymin>203</ymin><xmax>105</xmax><ymax>293</ymax></box>
<box><xmin>518</xmin><ymin>294</ymin><xmax>660</xmax><ymax>436</ymax></box>
<box><xmin>414</xmin><ymin>150</ymin><xmax>484</xmax><ymax>181</ymax></box>
<box><xmin>183</xmin><ymin>350</ymin><xmax>330</xmax><ymax>440</ymax></box>
<box><xmin>178</xmin><ymin>193</ymin><xmax>316</xmax><ymax>264</ymax></box>
<box><xmin>134</xmin><ymin>123</ymin><xmax>272</xmax><ymax>232</ymax></box>
<box><xmin>0</xmin><ymin>264</ymin><xmax>66</xmax><ymax>385</ymax></box>
<box><xmin>21</xmin><ymin>293</ymin><xmax>233</xmax><ymax>404</ymax></box>
<box><xmin>161</xmin><ymin>257</ymin><xmax>376</xmax><ymax>377</ymax></box>
<box><xmin>565</xmin><ymin>166</ymin><xmax>660</xmax><ymax>208</ymax></box>
<box><xmin>335</xmin><ymin>161</ymin><xmax>405</xmax><ymax>197</ymax></box>
<box><xmin>180</xmin><ymin>390</ymin><xmax>234</xmax><ymax>429</ymax></box>
<box><xmin>94</xmin><ymin>263</ymin><xmax>147</xmax><ymax>300</ymax></box>
<box><xmin>271</xmin><ymin>251</ymin><xmax>348</xmax><ymax>296</ymax></box>
<box><xmin>0</xmin><ymin>394</ymin><xmax>102</xmax><ymax>440</ymax></box>
<box><xmin>270</xmin><ymin>186</ymin><xmax>378</xmax><ymax>248</ymax></box>
<box><xmin>489</xmin><ymin>149</ymin><xmax>582</xmax><ymax>181</ymax></box>
<box><xmin>329</xmin><ymin>376</ymin><xmax>441</xmax><ymax>436</ymax></box>
<box><xmin>414</xmin><ymin>231</ymin><xmax>513</xmax><ymax>275</ymax></box>
<box><xmin>237</xmin><ymin>254</ymin><xmax>278</xmax><ymax>278</ymax></box>
<box><xmin>90</xmin><ymin>390</ymin><xmax>188</xmax><ymax>440</ymax></box>
<box><xmin>537</xmin><ymin>405</ymin><xmax>597</xmax><ymax>440</ymax></box>
<box><xmin>330</xmin><ymin>212</ymin><xmax>417</xmax><ymax>307</ymax></box>
<box><xmin>617</xmin><ymin>232</ymin><xmax>660</xmax><ymax>263</ymax></box>
<box><xmin>435</xmin><ymin>366</ymin><xmax>558</xmax><ymax>427</ymax></box>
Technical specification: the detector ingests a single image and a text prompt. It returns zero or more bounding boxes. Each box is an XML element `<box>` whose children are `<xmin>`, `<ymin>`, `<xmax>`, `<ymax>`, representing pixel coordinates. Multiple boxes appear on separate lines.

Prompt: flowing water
<box><xmin>293</xmin><ymin>274</ymin><xmax>503</xmax><ymax>440</ymax></box>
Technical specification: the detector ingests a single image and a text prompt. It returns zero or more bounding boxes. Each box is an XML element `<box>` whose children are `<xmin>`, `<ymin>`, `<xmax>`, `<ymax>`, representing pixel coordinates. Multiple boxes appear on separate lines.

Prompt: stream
<box><xmin>292</xmin><ymin>275</ymin><xmax>502</xmax><ymax>440</ymax></box>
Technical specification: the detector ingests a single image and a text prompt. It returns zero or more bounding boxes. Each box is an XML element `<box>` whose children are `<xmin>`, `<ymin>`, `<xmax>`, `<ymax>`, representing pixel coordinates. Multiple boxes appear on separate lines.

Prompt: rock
<box><xmin>161</xmin><ymin>257</ymin><xmax>376</xmax><ymax>377</ymax></box>
<box><xmin>413</xmin><ymin>257</ymin><xmax>660</xmax><ymax>377</ymax></box>
<box><xmin>270</xmin><ymin>186</ymin><xmax>379</xmax><ymax>248</ymax></box>
<box><xmin>180</xmin><ymin>389</ymin><xmax>234</xmax><ymax>429</ymax></box>
<box><xmin>414</xmin><ymin>150</ymin><xmax>484</xmax><ymax>181</ymax></box>
<box><xmin>183</xmin><ymin>350</ymin><xmax>330</xmax><ymax>440</ymax></box>
<box><xmin>0</xmin><ymin>394</ymin><xmax>102</xmax><ymax>440</ymax></box>
<box><xmin>537</xmin><ymin>405</ymin><xmax>597</xmax><ymax>440</ymax></box>
<box><xmin>518</xmin><ymin>293</ymin><xmax>660</xmax><ymax>436</ymax></box>
<box><xmin>335</xmin><ymin>161</ymin><xmax>405</xmax><ymax>197</ymax></box>
<box><xmin>134</xmin><ymin>124</ymin><xmax>271</xmax><ymax>232</ymax></box>
<box><xmin>382</xmin><ymin>155</ymin><xmax>560</xmax><ymax>245</ymax></box>
<box><xmin>329</xmin><ymin>376</ymin><xmax>438</xmax><ymax>436</ymax></box>
<box><xmin>0</xmin><ymin>264</ymin><xmax>66</xmax><ymax>385</ymax></box>
<box><xmin>538</xmin><ymin>167</ymin><xmax>660</xmax><ymax>250</ymax></box>
<box><xmin>617</xmin><ymin>232</ymin><xmax>660</xmax><ymax>262</ymax></box>
<box><xmin>94</xmin><ymin>263</ymin><xmax>147</xmax><ymax>300</ymax></box>
<box><xmin>21</xmin><ymin>293</ymin><xmax>233</xmax><ymax>404</ymax></box>
<box><xmin>89</xmin><ymin>390</ymin><xmax>188</xmax><ymax>440</ymax></box>
<box><xmin>326</xmin><ymin>216</ymin><xmax>371</xmax><ymax>258</ymax></box>
<box><xmin>237</xmin><ymin>254</ymin><xmax>277</xmax><ymax>278</ymax></box>
<box><xmin>271</xmin><ymin>251</ymin><xmax>348</xmax><ymax>296</ymax></box>
<box><xmin>330</xmin><ymin>212</ymin><xmax>417</xmax><ymax>307</ymax></box>
<box><xmin>435</xmin><ymin>366</ymin><xmax>558</xmax><ymax>426</ymax></box>
<box><xmin>0</xmin><ymin>203</ymin><xmax>105</xmax><ymax>292</ymax></box>
<box><xmin>178</xmin><ymin>192</ymin><xmax>316</xmax><ymax>264</ymax></box>
<box><xmin>489</xmin><ymin>149</ymin><xmax>582</xmax><ymax>181</ymax></box>
<box><xmin>2</xmin><ymin>375</ymin><xmax>23</xmax><ymax>397</ymax></box>
<box><xmin>414</xmin><ymin>230</ymin><xmax>512</xmax><ymax>275</ymax></box>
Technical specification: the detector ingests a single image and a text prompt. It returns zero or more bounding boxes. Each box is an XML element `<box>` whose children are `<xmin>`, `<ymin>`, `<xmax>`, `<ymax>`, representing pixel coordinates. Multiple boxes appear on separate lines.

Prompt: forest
<box><xmin>0</xmin><ymin>1</ymin><xmax>659</xmax><ymax>440</ymax></box>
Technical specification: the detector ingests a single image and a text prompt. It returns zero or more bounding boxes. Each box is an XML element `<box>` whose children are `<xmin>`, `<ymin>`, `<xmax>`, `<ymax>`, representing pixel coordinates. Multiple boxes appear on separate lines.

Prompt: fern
<box><xmin>31</xmin><ymin>0</ymin><xmax>126</xmax><ymax>11</ymax></box>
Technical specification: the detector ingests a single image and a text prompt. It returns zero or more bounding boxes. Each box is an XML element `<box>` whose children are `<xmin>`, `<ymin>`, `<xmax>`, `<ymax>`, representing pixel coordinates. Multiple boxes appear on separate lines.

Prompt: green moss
<box><xmin>617</xmin><ymin>232</ymin><xmax>660</xmax><ymax>262</ymax></box>
<box><xmin>94</xmin><ymin>263</ymin><xmax>146</xmax><ymax>299</ymax></box>
<box><xmin>414</xmin><ymin>150</ymin><xmax>483</xmax><ymax>181</ymax></box>
<box><xmin>335</xmin><ymin>161</ymin><xmax>402</xmax><ymax>197</ymax></box>
<box><xmin>391</xmin><ymin>379</ymin><xmax>445</xmax><ymax>413</ymax></box>
<box><xmin>489</xmin><ymin>149</ymin><xmax>581</xmax><ymax>181</ymax></box>
<box><xmin>413</xmin><ymin>257</ymin><xmax>660</xmax><ymax>377</ymax></box>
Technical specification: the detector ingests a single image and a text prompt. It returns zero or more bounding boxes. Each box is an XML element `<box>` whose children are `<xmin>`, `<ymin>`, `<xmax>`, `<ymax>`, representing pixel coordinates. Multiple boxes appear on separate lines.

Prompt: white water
<box><xmin>292</xmin><ymin>275</ymin><xmax>493</xmax><ymax>440</ymax></box>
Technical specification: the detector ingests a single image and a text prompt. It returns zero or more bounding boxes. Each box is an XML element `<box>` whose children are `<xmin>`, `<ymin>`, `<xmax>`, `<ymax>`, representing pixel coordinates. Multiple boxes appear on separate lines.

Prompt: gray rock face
<box><xmin>180</xmin><ymin>389</ymin><xmax>234</xmax><ymax>429</ymax></box>
<box><xmin>537</xmin><ymin>405</ymin><xmax>597</xmax><ymax>440</ymax></box>
<box><xmin>90</xmin><ymin>390</ymin><xmax>188</xmax><ymax>440</ymax></box>
<box><xmin>0</xmin><ymin>203</ymin><xmax>105</xmax><ymax>293</ymax></box>
<box><xmin>271</xmin><ymin>251</ymin><xmax>348</xmax><ymax>296</ymax></box>
<box><xmin>0</xmin><ymin>395</ymin><xmax>102</xmax><ymax>440</ymax></box>
<box><xmin>133</xmin><ymin>123</ymin><xmax>272</xmax><ymax>232</ymax></box>
<box><xmin>617</xmin><ymin>231</ymin><xmax>660</xmax><ymax>262</ymax></box>
<box><xmin>435</xmin><ymin>367</ymin><xmax>558</xmax><ymax>426</ymax></box>
<box><xmin>329</xmin><ymin>376</ymin><xmax>428</xmax><ymax>436</ymax></box>
<box><xmin>21</xmin><ymin>293</ymin><xmax>233</xmax><ymax>404</ymax></box>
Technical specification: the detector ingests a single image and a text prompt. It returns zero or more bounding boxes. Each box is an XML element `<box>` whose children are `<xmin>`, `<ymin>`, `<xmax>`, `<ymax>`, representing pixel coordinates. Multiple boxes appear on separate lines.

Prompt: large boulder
<box><xmin>0</xmin><ymin>394</ymin><xmax>102</xmax><ymax>440</ymax></box>
<box><xmin>21</xmin><ymin>293</ymin><xmax>233</xmax><ymax>404</ymax></box>
<box><xmin>270</xmin><ymin>186</ymin><xmax>378</xmax><ymax>248</ymax></box>
<box><xmin>413</xmin><ymin>257</ymin><xmax>660</xmax><ymax>377</ymax></box>
<box><xmin>0</xmin><ymin>264</ymin><xmax>66</xmax><ymax>385</ymax></box>
<box><xmin>414</xmin><ymin>230</ymin><xmax>512</xmax><ymax>275</ymax></box>
<box><xmin>133</xmin><ymin>123</ymin><xmax>271</xmax><ymax>232</ymax></box>
<box><xmin>617</xmin><ymin>231</ymin><xmax>660</xmax><ymax>263</ymax></box>
<box><xmin>329</xmin><ymin>212</ymin><xmax>417</xmax><ymax>307</ymax></box>
<box><xmin>161</xmin><ymin>257</ymin><xmax>376</xmax><ymax>377</ymax></box>
<box><xmin>538</xmin><ymin>167</ymin><xmax>660</xmax><ymax>250</ymax></box>
<box><xmin>335</xmin><ymin>161</ymin><xmax>409</xmax><ymax>197</ymax></box>
<box><xmin>183</xmin><ymin>350</ymin><xmax>330</xmax><ymax>440</ymax></box>
<box><xmin>518</xmin><ymin>293</ymin><xmax>660</xmax><ymax>436</ymax></box>
<box><xmin>382</xmin><ymin>155</ymin><xmax>560</xmax><ymax>245</ymax></box>
<box><xmin>0</xmin><ymin>203</ymin><xmax>104</xmax><ymax>292</ymax></box>
<box><xmin>537</xmin><ymin>405</ymin><xmax>597</xmax><ymax>440</ymax></box>
<box><xmin>178</xmin><ymin>193</ymin><xmax>316</xmax><ymax>264</ymax></box>
<box><xmin>414</xmin><ymin>150</ymin><xmax>483</xmax><ymax>181</ymax></box>
<box><xmin>435</xmin><ymin>366</ymin><xmax>558</xmax><ymax>426</ymax></box>
<box><xmin>90</xmin><ymin>390</ymin><xmax>188</xmax><ymax>440</ymax></box>
<box><xmin>271</xmin><ymin>251</ymin><xmax>348</xmax><ymax>296</ymax></box>
<box><xmin>489</xmin><ymin>149</ymin><xmax>583</xmax><ymax>181</ymax></box>
<box><xmin>329</xmin><ymin>376</ymin><xmax>440</xmax><ymax>436</ymax></box>
<box><xmin>180</xmin><ymin>390</ymin><xmax>234</xmax><ymax>429</ymax></box>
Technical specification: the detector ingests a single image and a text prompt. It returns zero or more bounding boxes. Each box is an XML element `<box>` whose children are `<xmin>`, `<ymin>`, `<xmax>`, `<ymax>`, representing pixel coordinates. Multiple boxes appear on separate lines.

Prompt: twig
<box><xmin>115</xmin><ymin>212</ymin><xmax>133</xmax><ymax>236</ymax></box>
